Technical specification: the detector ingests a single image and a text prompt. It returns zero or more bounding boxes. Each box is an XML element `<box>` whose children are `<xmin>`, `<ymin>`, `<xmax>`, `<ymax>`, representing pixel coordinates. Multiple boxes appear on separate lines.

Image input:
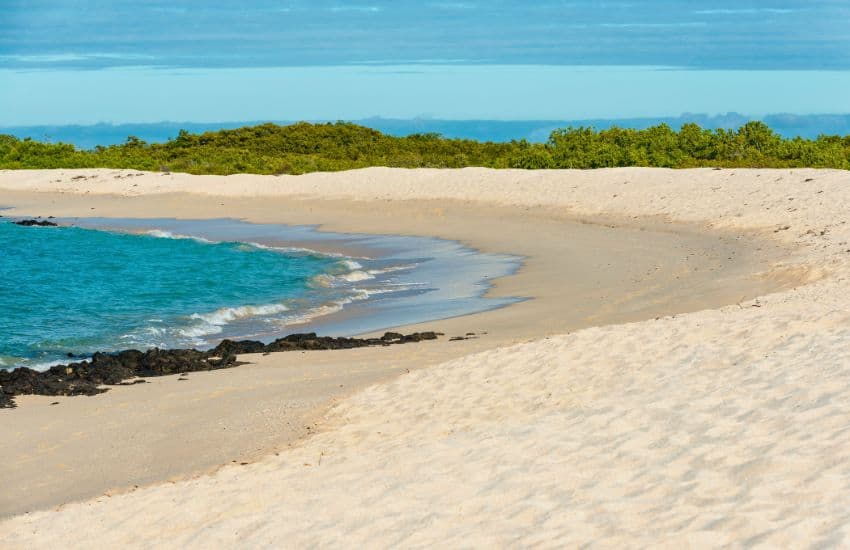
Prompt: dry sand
<box><xmin>0</xmin><ymin>170</ymin><xmax>792</xmax><ymax>518</ymax></box>
<box><xmin>0</xmin><ymin>167</ymin><xmax>847</xmax><ymax>547</ymax></box>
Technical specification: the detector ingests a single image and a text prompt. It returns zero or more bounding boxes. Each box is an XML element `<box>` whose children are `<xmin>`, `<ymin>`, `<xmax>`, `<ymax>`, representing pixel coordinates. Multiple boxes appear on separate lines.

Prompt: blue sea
<box><xmin>0</xmin><ymin>217</ymin><xmax>520</xmax><ymax>371</ymax></box>
<box><xmin>6</xmin><ymin>114</ymin><xmax>850</xmax><ymax>150</ymax></box>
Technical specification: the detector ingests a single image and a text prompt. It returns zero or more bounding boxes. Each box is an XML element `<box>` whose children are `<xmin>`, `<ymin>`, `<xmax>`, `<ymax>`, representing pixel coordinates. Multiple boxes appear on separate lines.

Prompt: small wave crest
<box><xmin>145</xmin><ymin>229</ymin><xmax>216</xmax><ymax>244</ymax></box>
<box><xmin>310</xmin><ymin>274</ymin><xmax>336</xmax><ymax>288</ymax></box>
<box><xmin>339</xmin><ymin>270</ymin><xmax>374</xmax><ymax>282</ymax></box>
<box><xmin>174</xmin><ymin>303</ymin><xmax>291</xmax><ymax>339</ymax></box>
<box><xmin>279</xmin><ymin>290</ymin><xmax>370</xmax><ymax>327</ymax></box>
<box><xmin>312</xmin><ymin>261</ymin><xmax>417</xmax><ymax>287</ymax></box>
<box><xmin>2</xmin><ymin>357</ymin><xmax>73</xmax><ymax>372</ymax></box>
<box><xmin>370</xmin><ymin>264</ymin><xmax>416</xmax><ymax>275</ymax></box>
<box><xmin>246</xmin><ymin>241</ymin><xmax>355</xmax><ymax>259</ymax></box>
<box><xmin>189</xmin><ymin>303</ymin><xmax>290</xmax><ymax>326</ymax></box>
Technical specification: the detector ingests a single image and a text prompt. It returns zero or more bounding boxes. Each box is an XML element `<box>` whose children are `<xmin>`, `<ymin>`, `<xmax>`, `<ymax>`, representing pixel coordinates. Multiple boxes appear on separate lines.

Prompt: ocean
<box><xmin>0</xmin><ymin>217</ymin><xmax>520</xmax><ymax>371</ymax></box>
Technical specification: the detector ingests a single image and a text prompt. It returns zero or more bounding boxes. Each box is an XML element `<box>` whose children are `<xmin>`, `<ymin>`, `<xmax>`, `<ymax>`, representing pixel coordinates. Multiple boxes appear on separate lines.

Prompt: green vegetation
<box><xmin>1</xmin><ymin>121</ymin><xmax>848</xmax><ymax>174</ymax></box>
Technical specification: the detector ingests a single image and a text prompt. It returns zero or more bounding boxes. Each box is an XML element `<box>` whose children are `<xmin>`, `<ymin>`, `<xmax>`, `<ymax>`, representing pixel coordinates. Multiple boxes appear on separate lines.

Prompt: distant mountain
<box><xmin>4</xmin><ymin>114</ymin><xmax>850</xmax><ymax>150</ymax></box>
<box><xmin>367</xmin><ymin>114</ymin><xmax>850</xmax><ymax>143</ymax></box>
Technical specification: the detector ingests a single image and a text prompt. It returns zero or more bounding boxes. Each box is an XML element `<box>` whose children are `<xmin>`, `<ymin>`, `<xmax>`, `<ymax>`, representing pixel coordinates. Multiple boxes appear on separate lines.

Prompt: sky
<box><xmin>2</xmin><ymin>1</ymin><xmax>850</xmax><ymax>125</ymax></box>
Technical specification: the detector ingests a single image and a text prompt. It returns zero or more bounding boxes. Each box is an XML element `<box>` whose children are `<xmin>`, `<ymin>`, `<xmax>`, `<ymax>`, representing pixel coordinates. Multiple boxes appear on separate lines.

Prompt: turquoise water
<box><xmin>0</xmin><ymin>222</ymin><xmax>343</xmax><ymax>369</ymax></box>
<box><xmin>1</xmin><ymin>217</ymin><xmax>522</xmax><ymax>371</ymax></box>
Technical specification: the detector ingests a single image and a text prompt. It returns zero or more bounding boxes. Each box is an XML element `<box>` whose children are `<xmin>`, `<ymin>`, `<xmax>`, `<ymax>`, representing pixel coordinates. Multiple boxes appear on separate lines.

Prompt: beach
<box><xmin>1</xmin><ymin>166</ymin><xmax>847</xmax><ymax>546</ymax></box>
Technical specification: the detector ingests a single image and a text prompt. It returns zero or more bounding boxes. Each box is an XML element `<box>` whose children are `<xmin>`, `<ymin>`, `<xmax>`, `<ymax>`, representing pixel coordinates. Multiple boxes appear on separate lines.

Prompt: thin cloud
<box><xmin>326</xmin><ymin>5</ymin><xmax>382</xmax><ymax>13</ymax></box>
<box><xmin>694</xmin><ymin>8</ymin><xmax>795</xmax><ymax>15</ymax></box>
<box><xmin>599</xmin><ymin>22</ymin><xmax>710</xmax><ymax>28</ymax></box>
<box><xmin>357</xmin><ymin>58</ymin><xmax>481</xmax><ymax>65</ymax></box>
<box><xmin>0</xmin><ymin>53</ymin><xmax>156</xmax><ymax>64</ymax></box>
<box><xmin>430</xmin><ymin>2</ymin><xmax>476</xmax><ymax>9</ymax></box>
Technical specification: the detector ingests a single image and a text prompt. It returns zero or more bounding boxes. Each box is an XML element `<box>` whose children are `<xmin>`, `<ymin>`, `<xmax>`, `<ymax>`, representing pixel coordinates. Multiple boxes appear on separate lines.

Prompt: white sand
<box><xmin>2</xmin><ymin>167</ymin><xmax>849</xmax><ymax>547</ymax></box>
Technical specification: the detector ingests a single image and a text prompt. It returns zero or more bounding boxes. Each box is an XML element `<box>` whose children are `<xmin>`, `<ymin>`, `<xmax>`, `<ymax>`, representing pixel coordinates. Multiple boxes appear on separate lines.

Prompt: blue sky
<box><xmin>2</xmin><ymin>1</ymin><xmax>850</xmax><ymax>125</ymax></box>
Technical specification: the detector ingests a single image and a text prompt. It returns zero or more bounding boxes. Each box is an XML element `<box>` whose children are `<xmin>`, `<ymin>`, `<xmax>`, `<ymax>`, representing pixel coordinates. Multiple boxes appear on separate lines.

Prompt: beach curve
<box><xmin>1</xmin><ymin>167</ymin><xmax>848</xmax><ymax>546</ymax></box>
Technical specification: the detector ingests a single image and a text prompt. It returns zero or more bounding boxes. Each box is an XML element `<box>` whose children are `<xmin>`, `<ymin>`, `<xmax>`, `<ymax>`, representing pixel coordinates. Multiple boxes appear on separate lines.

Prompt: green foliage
<box><xmin>1</xmin><ymin>121</ymin><xmax>848</xmax><ymax>175</ymax></box>
<box><xmin>509</xmin><ymin>140</ymin><xmax>554</xmax><ymax>169</ymax></box>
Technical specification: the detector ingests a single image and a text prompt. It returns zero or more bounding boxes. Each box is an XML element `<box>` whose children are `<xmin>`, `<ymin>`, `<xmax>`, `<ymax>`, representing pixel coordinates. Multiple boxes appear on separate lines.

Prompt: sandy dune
<box><xmin>1</xmin><ymin>167</ymin><xmax>849</xmax><ymax>547</ymax></box>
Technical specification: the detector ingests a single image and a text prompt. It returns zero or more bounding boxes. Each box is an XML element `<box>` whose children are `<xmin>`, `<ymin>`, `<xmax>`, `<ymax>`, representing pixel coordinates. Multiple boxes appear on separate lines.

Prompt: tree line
<box><xmin>1</xmin><ymin>121</ymin><xmax>848</xmax><ymax>175</ymax></box>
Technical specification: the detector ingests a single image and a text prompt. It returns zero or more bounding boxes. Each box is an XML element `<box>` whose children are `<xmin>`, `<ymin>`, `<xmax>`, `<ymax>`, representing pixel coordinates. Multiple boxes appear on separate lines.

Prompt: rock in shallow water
<box><xmin>0</xmin><ymin>331</ymin><xmax>440</xmax><ymax>408</ymax></box>
<box><xmin>13</xmin><ymin>219</ymin><xmax>58</xmax><ymax>227</ymax></box>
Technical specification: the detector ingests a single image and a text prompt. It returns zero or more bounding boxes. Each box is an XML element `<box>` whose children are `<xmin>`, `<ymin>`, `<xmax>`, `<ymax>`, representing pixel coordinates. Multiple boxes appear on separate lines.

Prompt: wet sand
<box><xmin>0</xmin><ymin>175</ymin><xmax>793</xmax><ymax>517</ymax></box>
<box><xmin>2</xmin><ymin>167</ymin><xmax>842</xmax><ymax>547</ymax></box>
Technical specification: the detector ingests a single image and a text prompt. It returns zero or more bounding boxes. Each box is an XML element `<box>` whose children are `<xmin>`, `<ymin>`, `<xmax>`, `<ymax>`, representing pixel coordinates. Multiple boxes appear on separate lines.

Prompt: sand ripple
<box><xmin>3</xmin><ymin>167</ymin><xmax>850</xmax><ymax>547</ymax></box>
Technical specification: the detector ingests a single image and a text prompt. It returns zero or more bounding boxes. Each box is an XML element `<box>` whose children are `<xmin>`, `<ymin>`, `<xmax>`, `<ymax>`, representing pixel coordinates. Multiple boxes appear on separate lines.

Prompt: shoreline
<box><xmin>2</xmin><ymin>167</ymin><xmax>844</xmax><ymax>545</ymax></box>
<box><xmin>68</xmin><ymin>215</ymin><xmax>523</xmax><ymax>341</ymax></box>
<box><xmin>0</xmin><ymin>168</ymin><xmax>799</xmax><ymax>518</ymax></box>
<box><xmin>0</xmin><ymin>214</ymin><xmax>520</xmax><ymax>373</ymax></box>
<box><xmin>0</xmin><ymin>331</ymin><xmax>442</xmax><ymax>409</ymax></box>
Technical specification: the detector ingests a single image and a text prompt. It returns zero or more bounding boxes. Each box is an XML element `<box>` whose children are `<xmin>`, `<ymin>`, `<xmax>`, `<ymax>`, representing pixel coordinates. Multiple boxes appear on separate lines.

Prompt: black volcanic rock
<box><xmin>210</xmin><ymin>339</ymin><xmax>267</xmax><ymax>356</ymax></box>
<box><xmin>0</xmin><ymin>331</ymin><xmax>441</xmax><ymax>408</ymax></box>
<box><xmin>13</xmin><ymin>219</ymin><xmax>58</xmax><ymax>227</ymax></box>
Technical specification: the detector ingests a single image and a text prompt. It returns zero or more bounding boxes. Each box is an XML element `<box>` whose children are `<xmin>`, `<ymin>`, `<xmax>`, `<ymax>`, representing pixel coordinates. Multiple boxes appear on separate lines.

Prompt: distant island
<box><xmin>2</xmin><ymin>121</ymin><xmax>848</xmax><ymax>174</ymax></box>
